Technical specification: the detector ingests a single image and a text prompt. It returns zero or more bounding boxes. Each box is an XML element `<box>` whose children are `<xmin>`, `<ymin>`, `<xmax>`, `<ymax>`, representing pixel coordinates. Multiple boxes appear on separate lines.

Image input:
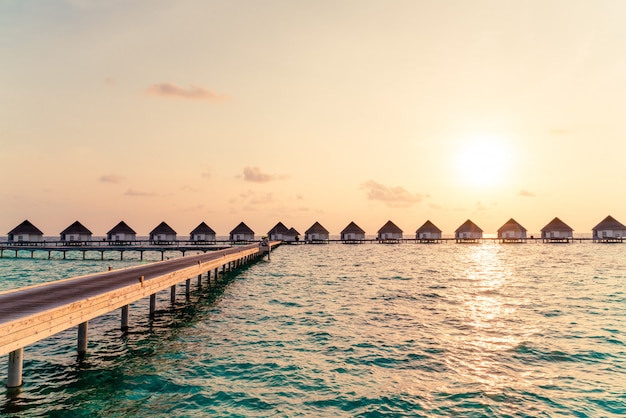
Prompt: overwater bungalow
<box><xmin>106</xmin><ymin>221</ymin><xmax>137</xmax><ymax>243</ymax></box>
<box><xmin>7</xmin><ymin>220</ymin><xmax>44</xmax><ymax>243</ymax></box>
<box><xmin>149</xmin><ymin>221</ymin><xmax>177</xmax><ymax>244</ymax></box>
<box><xmin>60</xmin><ymin>221</ymin><xmax>93</xmax><ymax>243</ymax></box>
<box><xmin>284</xmin><ymin>227</ymin><xmax>300</xmax><ymax>242</ymax></box>
<box><xmin>416</xmin><ymin>220</ymin><xmax>442</xmax><ymax>243</ymax></box>
<box><xmin>592</xmin><ymin>215</ymin><xmax>626</xmax><ymax>243</ymax></box>
<box><xmin>341</xmin><ymin>221</ymin><xmax>366</xmax><ymax>243</ymax></box>
<box><xmin>455</xmin><ymin>219</ymin><xmax>483</xmax><ymax>243</ymax></box>
<box><xmin>541</xmin><ymin>217</ymin><xmax>573</xmax><ymax>243</ymax></box>
<box><xmin>377</xmin><ymin>220</ymin><xmax>403</xmax><ymax>243</ymax></box>
<box><xmin>497</xmin><ymin>218</ymin><xmax>527</xmax><ymax>243</ymax></box>
<box><xmin>305</xmin><ymin>222</ymin><xmax>330</xmax><ymax>243</ymax></box>
<box><xmin>268</xmin><ymin>222</ymin><xmax>290</xmax><ymax>241</ymax></box>
<box><xmin>230</xmin><ymin>222</ymin><xmax>255</xmax><ymax>242</ymax></box>
<box><xmin>190</xmin><ymin>222</ymin><xmax>216</xmax><ymax>242</ymax></box>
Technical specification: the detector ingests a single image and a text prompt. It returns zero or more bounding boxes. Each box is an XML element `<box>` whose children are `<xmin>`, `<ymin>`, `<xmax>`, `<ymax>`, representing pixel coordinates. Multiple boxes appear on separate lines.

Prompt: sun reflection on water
<box><xmin>444</xmin><ymin>243</ymin><xmax>539</xmax><ymax>394</ymax></box>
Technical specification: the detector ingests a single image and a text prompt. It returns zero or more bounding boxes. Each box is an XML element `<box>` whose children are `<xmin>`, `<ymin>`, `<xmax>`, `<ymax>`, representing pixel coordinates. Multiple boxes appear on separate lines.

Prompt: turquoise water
<box><xmin>1</xmin><ymin>243</ymin><xmax>626</xmax><ymax>417</ymax></box>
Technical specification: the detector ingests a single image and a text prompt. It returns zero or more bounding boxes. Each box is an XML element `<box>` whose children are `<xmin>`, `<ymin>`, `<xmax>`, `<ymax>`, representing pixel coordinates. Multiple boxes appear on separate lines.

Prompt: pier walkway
<box><xmin>1</xmin><ymin>242</ymin><xmax>278</xmax><ymax>388</ymax></box>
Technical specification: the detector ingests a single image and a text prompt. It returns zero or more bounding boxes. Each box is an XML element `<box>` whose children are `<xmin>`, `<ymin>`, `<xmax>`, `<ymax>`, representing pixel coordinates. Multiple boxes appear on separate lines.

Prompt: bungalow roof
<box><xmin>268</xmin><ymin>222</ymin><xmax>290</xmax><ymax>235</ymax></box>
<box><xmin>540</xmin><ymin>217</ymin><xmax>573</xmax><ymax>232</ymax></box>
<box><xmin>416</xmin><ymin>220</ymin><xmax>441</xmax><ymax>234</ymax></box>
<box><xmin>341</xmin><ymin>221</ymin><xmax>365</xmax><ymax>235</ymax></box>
<box><xmin>378</xmin><ymin>220</ymin><xmax>402</xmax><ymax>234</ymax></box>
<box><xmin>190</xmin><ymin>222</ymin><xmax>216</xmax><ymax>235</ymax></box>
<box><xmin>287</xmin><ymin>227</ymin><xmax>300</xmax><ymax>236</ymax></box>
<box><xmin>592</xmin><ymin>215</ymin><xmax>626</xmax><ymax>231</ymax></box>
<box><xmin>61</xmin><ymin>221</ymin><xmax>92</xmax><ymax>235</ymax></box>
<box><xmin>455</xmin><ymin>219</ymin><xmax>482</xmax><ymax>234</ymax></box>
<box><xmin>230</xmin><ymin>221</ymin><xmax>254</xmax><ymax>235</ymax></box>
<box><xmin>107</xmin><ymin>221</ymin><xmax>136</xmax><ymax>235</ymax></box>
<box><xmin>497</xmin><ymin>218</ymin><xmax>527</xmax><ymax>233</ymax></box>
<box><xmin>150</xmin><ymin>221</ymin><xmax>176</xmax><ymax>235</ymax></box>
<box><xmin>8</xmin><ymin>220</ymin><xmax>44</xmax><ymax>235</ymax></box>
<box><xmin>306</xmin><ymin>221</ymin><xmax>329</xmax><ymax>235</ymax></box>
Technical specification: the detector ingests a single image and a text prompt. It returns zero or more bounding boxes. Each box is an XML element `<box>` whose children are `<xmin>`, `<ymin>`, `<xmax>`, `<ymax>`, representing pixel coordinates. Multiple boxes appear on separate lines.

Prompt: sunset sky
<box><xmin>3</xmin><ymin>0</ymin><xmax>626</xmax><ymax>237</ymax></box>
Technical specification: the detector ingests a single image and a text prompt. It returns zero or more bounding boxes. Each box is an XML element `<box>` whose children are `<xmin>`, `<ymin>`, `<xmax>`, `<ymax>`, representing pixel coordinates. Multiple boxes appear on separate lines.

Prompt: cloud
<box><xmin>99</xmin><ymin>174</ymin><xmax>125</xmax><ymax>184</ymax></box>
<box><xmin>242</xmin><ymin>166</ymin><xmax>289</xmax><ymax>183</ymax></box>
<box><xmin>518</xmin><ymin>189</ymin><xmax>536</xmax><ymax>197</ymax></box>
<box><xmin>181</xmin><ymin>185</ymin><xmax>199</xmax><ymax>192</ymax></box>
<box><xmin>361</xmin><ymin>180</ymin><xmax>425</xmax><ymax>208</ymax></box>
<box><xmin>124</xmin><ymin>189</ymin><xmax>156</xmax><ymax>197</ymax></box>
<box><xmin>146</xmin><ymin>83</ymin><xmax>229</xmax><ymax>101</ymax></box>
<box><xmin>201</xmin><ymin>168</ymin><xmax>211</xmax><ymax>179</ymax></box>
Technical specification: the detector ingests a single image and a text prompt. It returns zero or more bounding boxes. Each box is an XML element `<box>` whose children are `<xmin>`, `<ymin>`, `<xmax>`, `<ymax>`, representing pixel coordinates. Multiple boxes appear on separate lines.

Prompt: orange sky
<box><xmin>2</xmin><ymin>0</ymin><xmax>626</xmax><ymax>237</ymax></box>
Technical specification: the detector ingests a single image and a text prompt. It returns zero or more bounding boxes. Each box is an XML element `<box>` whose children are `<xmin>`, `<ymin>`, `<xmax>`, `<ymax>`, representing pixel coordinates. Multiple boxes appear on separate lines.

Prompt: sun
<box><xmin>455</xmin><ymin>134</ymin><xmax>513</xmax><ymax>188</ymax></box>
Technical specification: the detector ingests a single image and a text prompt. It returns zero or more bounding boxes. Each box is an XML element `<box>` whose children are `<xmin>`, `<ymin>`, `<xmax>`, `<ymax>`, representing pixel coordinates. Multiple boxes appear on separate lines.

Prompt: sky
<box><xmin>2</xmin><ymin>0</ymin><xmax>626</xmax><ymax>238</ymax></box>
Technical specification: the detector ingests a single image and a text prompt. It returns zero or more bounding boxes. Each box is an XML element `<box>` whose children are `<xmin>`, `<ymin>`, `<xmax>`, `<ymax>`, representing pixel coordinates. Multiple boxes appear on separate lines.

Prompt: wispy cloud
<box><xmin>99</xmin><ymin>174</ymin><xmax>125</xmax><ymax>184</ymax></box>
<box><xmin>229</xmin><ymin>190</ymin><xmax>275</xmax><ymax>205</ymax></box>
<box><xmin>124</xmin><ymin>189</ymin><xmax>156</xmax><ymax>197</ymax></box>
<box><xmin>519</xmin><ymin>189</ymin><xmax>536</xmax><ymax>197</ymax></box>
<box><xmin>361</xmin><ymin>180</ymin><xmax>425</xmax><ymax>208</ymax></box>
<box><xmin>242</xmin><ymin>166</ymin><xmax>289</xmax><ymax>183</ymax></box>
<box><xmin>201</xmin><ymin>167</ymin><xmax>211</xmax><ymax>179</ymax></box>
<box><xmin>146</xmin><ymin>83</ymin><xmax>229</xmax><ymax>101</ymax></box>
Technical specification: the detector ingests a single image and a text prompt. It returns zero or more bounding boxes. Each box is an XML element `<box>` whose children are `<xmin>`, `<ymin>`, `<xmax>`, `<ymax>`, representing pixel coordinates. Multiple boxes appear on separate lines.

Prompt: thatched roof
<box><xmin>107</xmin><ymin>221</ymin><xmax>136</xmax><ymax>235</ymax></box>
<box><xmin>305</xmin><ymin>221</ymin><xmax>329</xmax><ymax>235</ymax></box>
<box><xmin>416</xmin><ymin>220</ymin><xmax>441</xmax><ymax>234</ymax></box>
<box><xmin>497</xmin><ymin>218</ymin><xmax>527</xmax><ymax>233</ymax></box>
<box><xmin>540</xmin><ymin>217</ymin><xmax>573</xmax><ymax>232</ymax></box>
<box><xmin>268</xmin><ymin>222</ymin><xmax>290</xmax><ymax>235</ymax></box>
<box><xmin>190</xmin><ymin>222</ymin><xmax>216</xmax><ymax>235</ymax></box>
<box><xmin>341</xmin><ymin>221</ymin><xmax>365</xmax><ymax>235</ymax></box>
<box><xmin>230</xmin><ymin>221</ymin><xmax>254</xmax><ymax>235</ymax></box>
<box><xmin>592</xmin><ymin>215</ymin><xmax>626</xmax><ymax>231</ymax></box>
<box><xmin>377</xmin><ymin>220</ymin><xmax>402</xmax><ymax>234</ymax></box>
<box><xmin>8</xmin><ymin>220</ymin><xmax>44</xmax><ymax>235</ymax></box>
<box><xmin>150</xmin><ymin>221</ymin><xmax>176</xmax><ymax>235</ymax></box>
<box><xmin>61</xmin><ymin>221</ymin><xmax>92</xmax><ymax>235</ymax></box>
<box><xmin>455</xmin><ymin>219</ymin><xmax>482</xmax><ymax>234</ymax></box>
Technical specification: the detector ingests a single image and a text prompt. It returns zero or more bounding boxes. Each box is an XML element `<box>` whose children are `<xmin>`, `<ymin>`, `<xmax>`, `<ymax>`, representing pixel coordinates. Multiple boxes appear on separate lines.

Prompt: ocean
<box><xmin>1</xmin><ymin>242</ymin><xmax>625</xmax><ymax>417</ymax></box>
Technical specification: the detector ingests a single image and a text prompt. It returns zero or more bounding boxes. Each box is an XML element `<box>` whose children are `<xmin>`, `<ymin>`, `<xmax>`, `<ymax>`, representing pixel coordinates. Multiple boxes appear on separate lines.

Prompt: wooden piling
<box><xmin>7</xmin><ymin>348</ymin><xmax>24</xmax><ymax>388</ymax></box>
<box><xmin>77</xmin><ymin>322</ymin><xmax>88</xmax><ymax>355</ymax></box>
<box><xmin>150</xmin><ymin>294</ymin><xmax>156</xmax><ymax>316</ymax></box>
<box><xmin>121</xmin><ymin>305</ymin><xmax>129</xmax><ymax>330</ymax></box>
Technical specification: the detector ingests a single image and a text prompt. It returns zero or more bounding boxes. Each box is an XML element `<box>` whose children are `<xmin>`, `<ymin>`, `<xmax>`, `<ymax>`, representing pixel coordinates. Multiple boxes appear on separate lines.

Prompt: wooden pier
<box><xmin>0</xmin><ymin>242</ymin><xmax>278</xmax><ymax>388</ymax></box>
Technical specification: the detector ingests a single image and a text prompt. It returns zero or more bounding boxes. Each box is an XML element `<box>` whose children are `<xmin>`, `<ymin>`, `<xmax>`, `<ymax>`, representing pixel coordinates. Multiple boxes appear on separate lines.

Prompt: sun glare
<box><xmin>455</xmin><ymin>135</ymin><xmax>513</xmax><ymax>188</ymax></box>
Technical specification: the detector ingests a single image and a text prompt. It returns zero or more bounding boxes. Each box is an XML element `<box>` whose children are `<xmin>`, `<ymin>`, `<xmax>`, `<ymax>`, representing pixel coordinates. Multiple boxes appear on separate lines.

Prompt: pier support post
<box><xmin>7</xmin><ymin>348</ymin><xmax>24</xmax><ymax>388</ymax></box>
<box><xmin>121</xmin><ymin>305</ymin><xmax>129</xmax><ymax>330</ymax></box>
<box><xmin>78</xmin><ymin>321</ymin><xmax>88</xmax><ymax>355</ymax></box>
<box><xmin>197</xmin><ymin>274</ymin><xmax>202</xmax><ymax>287</ymax></box>
<box><xmin>186</xmin><ymin>279</ymin><xmax>190</xmax><ymax>297</ymax></box>
<box><xmin>150</xmin><ymin>294</ymin><xmax>156</xmax><ymax>317</ymax></box>
<box><xmin>170</xmin><ymin>285</ymin><xmax>176</xmax><ymax>304</ymax></box>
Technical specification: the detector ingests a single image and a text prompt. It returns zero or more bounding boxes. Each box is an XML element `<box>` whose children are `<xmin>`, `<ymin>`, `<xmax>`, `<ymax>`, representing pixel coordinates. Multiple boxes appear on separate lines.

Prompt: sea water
<box><xmin>1</xmin><ymin>243</ymin><xmax>625</xmax><ymax>417</ymax></box>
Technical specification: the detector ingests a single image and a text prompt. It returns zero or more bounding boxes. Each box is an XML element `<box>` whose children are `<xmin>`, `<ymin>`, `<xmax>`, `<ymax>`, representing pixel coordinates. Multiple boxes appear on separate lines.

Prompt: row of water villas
<box><xmin>7</xmin><ymin>216</ymin><xmax>626</xmax><ymax>245</ymax></box>
<box><xmin>6</xmin><ymin>220</ymin><xmax>257</xmax><ymax>244</ymax></box>
<box><xmin>271</xmin><ymin>216</ymin><xmax>626</xmax><ymax>244</ymax></box>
